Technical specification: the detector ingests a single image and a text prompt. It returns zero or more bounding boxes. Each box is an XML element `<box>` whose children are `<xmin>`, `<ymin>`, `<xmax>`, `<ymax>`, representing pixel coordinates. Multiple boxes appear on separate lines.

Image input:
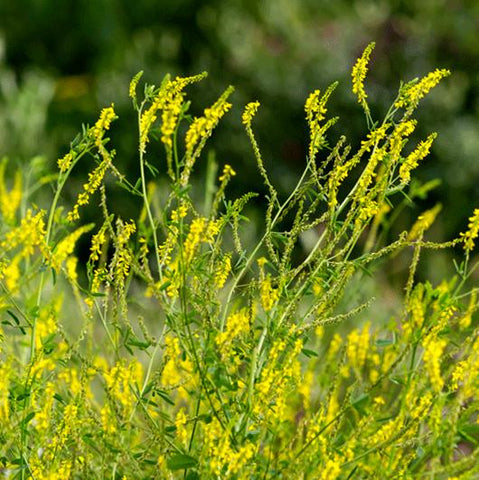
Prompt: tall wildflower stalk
<box><xmin>1</xmin><ymin>43</ymin><xmax>479</xmax><ymax>479</ymax></box>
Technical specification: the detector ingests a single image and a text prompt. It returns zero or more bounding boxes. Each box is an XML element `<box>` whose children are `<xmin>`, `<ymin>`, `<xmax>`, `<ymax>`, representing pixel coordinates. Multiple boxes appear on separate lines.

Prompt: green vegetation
<box><xmin>1</xmin><ymin>44</ymin><xmax>479</xmax><ymax>479</ymax></box>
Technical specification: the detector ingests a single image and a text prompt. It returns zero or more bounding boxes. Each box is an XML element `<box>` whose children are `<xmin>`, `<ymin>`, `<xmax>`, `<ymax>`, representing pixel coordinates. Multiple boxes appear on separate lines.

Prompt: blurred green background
<box><xmin>1</xmin><ymin>0</ymin><xmax>478</xmax><ymax>258</ymax></box>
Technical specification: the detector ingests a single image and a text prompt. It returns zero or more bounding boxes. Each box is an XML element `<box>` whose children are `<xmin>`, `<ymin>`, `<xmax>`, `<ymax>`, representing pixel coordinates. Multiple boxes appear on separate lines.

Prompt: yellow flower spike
<box><xmin>242</xmin><ymin>101</ymin><xmax>260</xmax><ymax>126</ymax></box>
<box><xmin>183</xmin><ymin>217</ymin><xmax>206</xmax><ymax>264</ymax></box>
<box><xmin>49</xmin><ymin>224</ymin><xmax>94</xmax><ymax>272</ymax></box>
<box><xmin>218</xmin><ymin>164</ymin><xmax>236</xmax><ymax>182</ymax></box>
<box><xmin>214</xmin><ymin>253</ymin><xmax>232</xmax><ymax>288</ymax></box>
<box><xmin>461</xmin><ymin>208</ymin><xmax>479</xmax><ymax>252</ymax></box>
<box><xmin>388</xmin><ymin>120</ymin><xmax>417</xmax><ymax>161</ymax></box>
<box><xmin>57</xmin><ymin>151</ymin><xmax>74</xmax><ymax>173</ymax></box>
<box><xmin>92</xmin><ymin>104</ymin><xmax>117</xmax><ymax>149</ymax></box>
<box><xmin>408</xmin><ymin>203</ymin><xmax>442</xmax><ymax>241</ymax></box>
<box><xmin>67</xmin><ymin>159</ymin><xmax>111</xmax><ymax>222</ymax></box>
<box><xmin>175</xmin><ymin>408</ymin><xmax>189</xmax><ymax>445</ymax></box>
<box><xmin>216</xmin><ymin>308</ymin><xmax>250</xmax><ymax>359</ymax></box>
<box><xmin>1</xmin><ymin>209</ymin><xmax>47</xmax><ymax>256</ymax></box>
<box><xmin>399</xmin><ymin>132</ymin><xmax>437</xmax><ymax>184</ymax></box>
<box><xmin>140</xmin><ymin>72</ymin><xmax>207</xmax><ymax>154</ymax></box>
<box><xmin>260</xmin><ymin>274</ymin><xmax>279</xmax><ymax>312</ymax></box>
<box><xmin>395</xmin><ymin>68</ymin><xmax>450</xmax><ymax>112</ymax></box>
<box><xmin>423</xmin><ymin>334</ymin><xmax>446</xmax><ymax>392</ymax></box>
<box><xmin>128</xmin><ymin>70</ymin><xmax>144</xmax><ymax>100</ymax></box>
<box><xmin>0</xmin><ymin>160</ymin><xmax>22</xmax><ymax>224</ymax></box>
<box><xmin>351</xmin><ymin>42</ymin><xmax>375</xmax><ymax>108</ymax></box>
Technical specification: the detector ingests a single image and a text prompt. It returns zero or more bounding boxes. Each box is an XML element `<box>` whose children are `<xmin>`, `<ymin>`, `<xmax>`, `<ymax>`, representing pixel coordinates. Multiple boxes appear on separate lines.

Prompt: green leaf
<box><xmin>6</xmin><ymin>310</ymin><xmax>27</xmax><ymax>335</ymax></box>
<box><xmin>156</xmin><ymin>389</ymin><xmax>175</xmax><ymax>406</ymax></box>
<box><xmin>167</xmin><ymin>454</ymin><xmax>198</xmax><ymax>471</ymax></box>
<box><xmin>351</xmin><ymin>393</ymin><xmax>369</xmax><ymax>414</ymax></box>
<box><xmin>21</xmin><ymin>411</ymin><xmax>35</xmax><ymax>428</ymax></box>
<box><xmin>375</xmin><ymin>337</ymin><xmax>395</xmax><ymax>347</ymax></box>
<box><xmin>301</xmin><ymin>348</ymin><xmax>319</xmax><ymax>358</ymax></box>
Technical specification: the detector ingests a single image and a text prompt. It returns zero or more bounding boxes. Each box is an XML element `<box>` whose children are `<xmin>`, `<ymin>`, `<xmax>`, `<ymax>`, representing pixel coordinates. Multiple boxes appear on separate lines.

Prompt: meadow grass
<box><xmin>1</xmin><ymin>43</ymin><xmax>479</xmax><ymax>479</ymax></box>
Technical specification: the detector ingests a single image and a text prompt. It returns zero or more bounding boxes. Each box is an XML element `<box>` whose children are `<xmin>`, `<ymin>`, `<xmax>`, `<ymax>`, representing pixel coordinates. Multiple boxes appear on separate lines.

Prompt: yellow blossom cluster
<box><xmin>34</xmin><ymin>299</ymin><xmax>62</xmax><ymax>350</ymax></box>
<box><xmin>351</xmin><ymin>42</ymin><xmax>375</xmax><ymax>108</ymax></box>
<box><xmin>184</xmin><ymin>87</ymin><xmax>233</xmax><ymax>158</ymax></box>
<box><xmin>57</xmin><ymin>152</ymin><xmax>74</xmax><ymax>173</ymax></box>
<box><xmin>103</xmin><ymin>359</ymin><xmax>143</xmax><ymax>415</ymax></box>
<box><xmin>48</xmin><ymin>224</ymin><xmax>93</xmax><ymax>272</ymax></box>
<box><xmin>91</xmin><ymin>104</ymin><xmax>117</xmax><ymax>149</ymax></box>
<box><xmin>67</xmin><ymin>161</ymin><xmax>110</xmax><ymax>222</ymax></box>
<box><xmin>461</xmin><ymin>208</ymin><xmax>479</xmax><ymax>252</ymax></box>
<box><xmin>304</xmin><ymin>83</ymin><xmax>337</xmax><ymax>157</ymax></box>
<box><xmin>450</xmin><ymin>336</ymin><xmax>479</xmax><ymax>398</ymax></box>
<box><xmin>183</xmin><ymin>217</ymin><xmax>207</xmax><ymax>264</ymax></box>
<box><xmin>0</xmin><ymin>160</ymin><xmax>22</xmax><ymax>224</ymax></box>
<box><xmin>0</xmin><ymin>358</ymin><xmax>11</xmax><ymax>424</ymax></box>
<box><xmin>408</xmin><ymin>204</ymin><xmax>442</xmax><ymax>241</ymax></box>
<box><xmin>175</xmin><ymin>408</ymin><xmax>189</xmax><ymax>445</ymax></box>
<box><xmin>399</xmin><ymin>133</ymin><xmax>437</xmax><ymax>184</ymax></box>
<box><xmin>177</xmin><ymin>216</ymin><xmax>221</xmax><ymax>268</ymax></box>
<box><xmin>202</xmin><ymin>418</ymin><xmax>256</xmax><ymax>477</ymax></box>
<box><xmin>242</xmin><ymin>101</ymin><xmax>260</xmax><ymax>126</ymax></box>
<box><xmin>34</xmin><ymin>381</ymin><xmax>55</xmax><ymax>433</ymax></box>
<box><xmin>214</xmin><ymin>252</ymin><xmax>232</xmax><ymax>288</ymax></box>
<box><xmin>395</xmin><ymin>68</ymin><xmax>450</xmax><ymax>112</ymax></box>
<box><xmin>157</xmin><ymin>203</ymin><xmax>188</xmax><ymax>266</ymax></box>
<box><xmin>404</xmin><ymin>284</ymin><xmax>425</xmax><ymax>338</ymax></box>
<box><xmin>161</xmin><ymin>335</ymin><xmax>194</xmax><ymax>400</ymax></box>
<box><xmin>422</xmin><ymin>334</ymin><xmax>446</xmax><ymax>392</ymax></box>
<box><xmin>388</xmin><ymin>120</ymin><xmax>417</xmax><ymax>161</ymax></box>
<box><xmin>257</xmin><ymin>257</ymin><xmax>279</xmax><ymax>312</ymax></box>
<box><xmin>328</xmin><ymin>123</ymin><xmax>389</xmax><ymax>210</ymax></box>
<box><xmin>89</xmin><ymin>223</ymin><xmax>108</xmax><ymax>263</ymax></box>
<box><xmin>346</xmin><ymin>322</ymin><xmax>370</xmax><ymax>373</ymax></box>
<box><xmin>1</xmin><ymin>208</ymin><xmax>46</xmax><ymax>255</ymax></box>
<box><xmin>112</xmin><ymin>219</ymin><xmax>136</xmax><ymax>285</ymax></box>
<box><xmin>320</xmin><ymin>454</ymin><xmax>342</xmax><ymax>480</ymax></box>
<box><xmin>139</xmin><ymin>73</ymin><xmax>207</xmax><ymax>153</ymax></box>
<box><xmin>128</xmin><ymin>70</ymin><xmax>143</xmax><ymax>100</ymax></box>
<box><xmin>218</xmin><ymin>164</ymin><xmax>236</xmax><ymax>182</ymax></box>
<box><xmin>254</xmin><ymin>337</ymin><xmax>303</xmax><ymax>423</ymax></box>
<box><xmin>216</xmin><ymin>308</ymin><xmax>249</xmax><ymax>359</ymax></box>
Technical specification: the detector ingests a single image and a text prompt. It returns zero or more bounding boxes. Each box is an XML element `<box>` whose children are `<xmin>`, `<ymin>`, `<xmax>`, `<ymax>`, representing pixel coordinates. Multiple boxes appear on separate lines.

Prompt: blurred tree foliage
<box><xmin>1</xmin><ymin>0</ymin><xmax>478</xmax><ymax>241</ymax></box>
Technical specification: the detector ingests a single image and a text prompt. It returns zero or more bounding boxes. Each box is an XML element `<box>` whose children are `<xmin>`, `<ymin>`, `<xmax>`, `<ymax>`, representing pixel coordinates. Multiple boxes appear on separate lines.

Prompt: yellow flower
<box><xmin>218</xmin><ymin>164</ymin><xmax>236</xmax><ymax>182</ymax></box>
<box><xmin>67</xmin><ymin>160</ymin><xmax>110</xmax><ymax>221</ymax></box>
<box><xmin>184</xmin><ymin>86</ymin><xmax>233</xmax><ymax>159</ymax></box>
<box><xmin>91</xmin><ymin>104</ymin><xmax>117</xmax><ymax>149</ymax></box>
<box><xmin>214</xmin><ymin>253</ymin><xmax>232</xmax><ymax>288</ymax></box>
<box><xmin>260</xmin><ymin>275</ymin><xmax>279</xmax><ymax>312</ymax></box>
<box><xmin>461</xmin><ymin>208</ymin><xmax>479</xmax><ymax>252</ymax></box>
<box><xmin>216</xmin><ymin>308</ymin><xmax>249</xmax><ymax>358</ymax></box>
<box><xmin>408</xmin><ymin>204</ymin><xmax>442</xmax><ymax>240</ymax></box>
<box><xmin>1</xmin><ymin>209</ymin><xmax>47</xmax><ymax>257</ymax></box>
<box><xmin>140</xmin><ymin>72</ymin><xmax>207</xmax><ymax>154</ymax></box>
<box><xmin>49</xmin><ymin>224</ymin><xmax>93</xmax><ymax>272</ymax></box>
<box><xmin>388</xmin><ymin>120</ymin><xmax>417</xmax><ymax>161</ymax></box>
<box><xmin>346</xmin><ymin>322</ymin><xmax>370</xmax><ymax>372</ymax></box>
<box><xmin>242</xmin><ymin>101</ymin><xmax>260</xmax><ymax>126</ymax></box>
<box><xmin>183</xmin><ymin>217</ymin><xmax>207</xmax><ymax>264</ymax></box>
<box><xmin>423</xmin><ymin>334</ymin><xmax>446</xmax><ymax>392</ymax></box>
<box><xmin>395</xmin><ymin>68</ymin><xmax>450</xmax><ymax>112</ymax></box>
<box><xmin>175</xmin><ymin>408</ymin><xmax>189</xmax><ymax>445</ymax></box>
<box><xmin>0</xmin><ymin>160</ymin><xmax>22</xmax><ymax>224</ymax></box>
<box><xmin>321</xmin><ymin>454</ymin><xmax>342</xmax><ymax>480</ymax></box>
<box><xmin>128</xmin><ymin>70</ymin><xmax>143</xmax><ymax>99</ymax></box>
<box><xmin>399</xmin><ymin>133</ymin><xmax>437</xmax><ymax>184</ymax></box>
<box><xmin>351</xmin><ymin>42</ymin><xmax>375</xmax><ymax>107</ymax></box>
<box><xmin>57</xmin><ymin>152</ymin><xmax>74</xmax><ymax>173</ymax></box>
